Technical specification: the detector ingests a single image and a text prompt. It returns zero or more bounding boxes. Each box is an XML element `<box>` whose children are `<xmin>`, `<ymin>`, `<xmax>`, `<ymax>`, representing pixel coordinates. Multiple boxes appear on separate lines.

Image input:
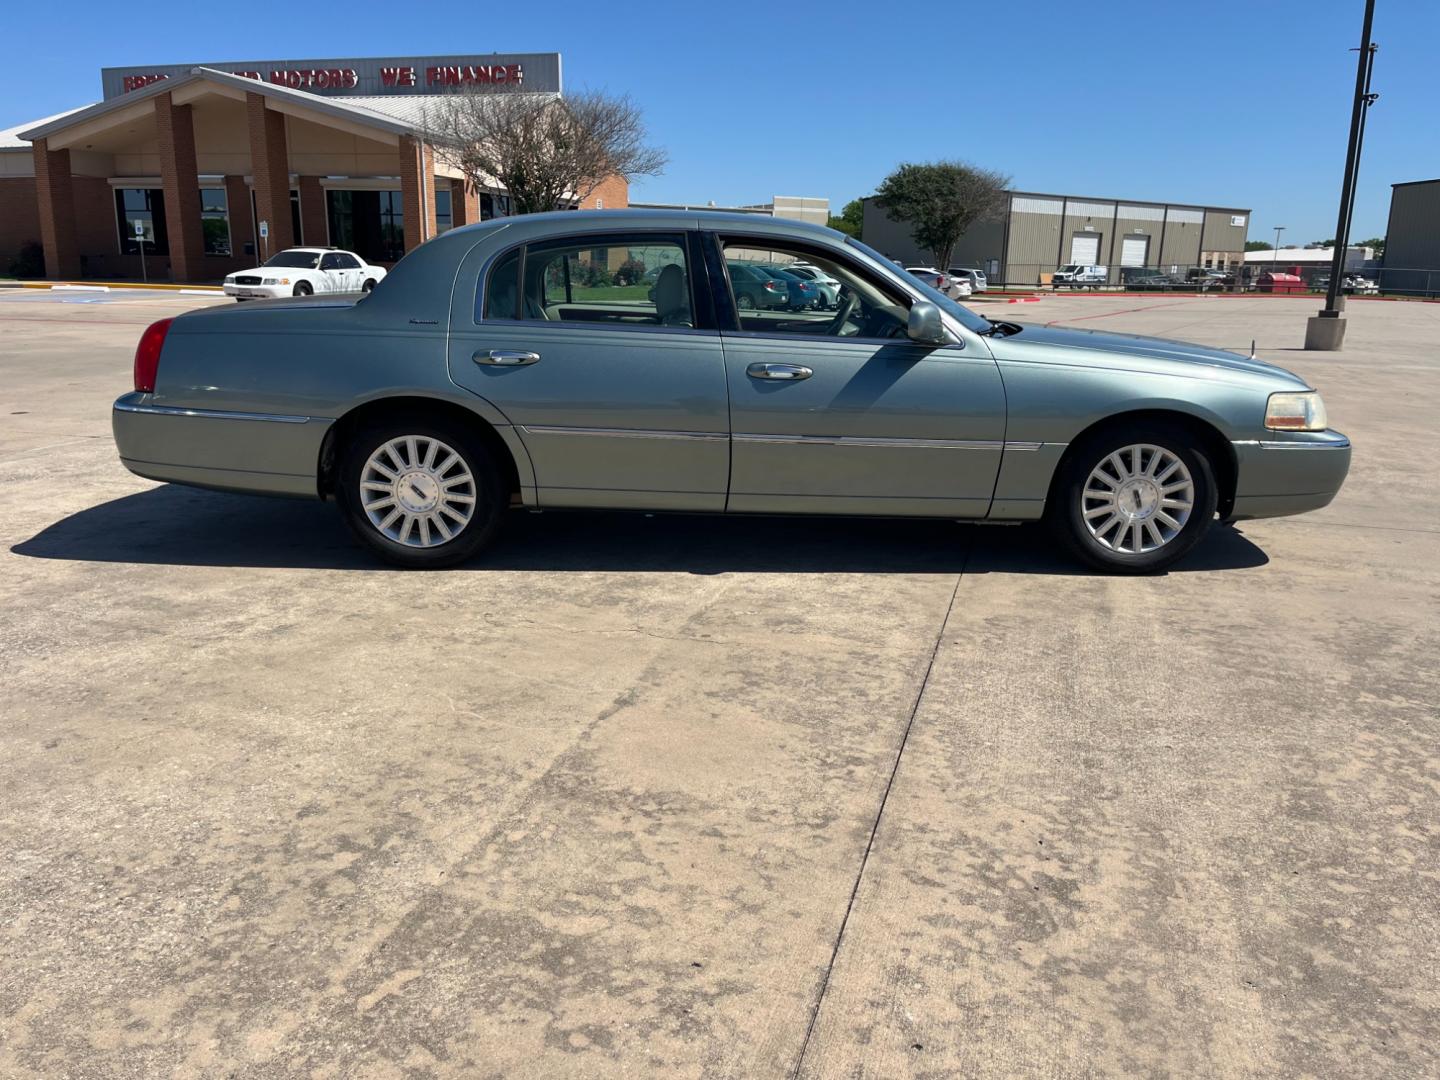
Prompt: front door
<box><xmin>714</xmin><ymin>234</ymin><xmax>1007</xmax><ymax>517</ymax></box>
<box><xmin>447</xmin><ymin>230</ymin><xmax>730</xmax><ymax>511</ymax></box>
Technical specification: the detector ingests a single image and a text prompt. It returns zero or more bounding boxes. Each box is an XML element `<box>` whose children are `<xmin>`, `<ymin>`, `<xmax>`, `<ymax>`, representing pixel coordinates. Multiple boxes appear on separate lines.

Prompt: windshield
<box><xmin>846</xmin><ymin>237</ymin><xmax>993</xmax><ymax>333</ymax></box>
<box><xmin>264</xmin><ymin>251</ymin><xmax>320</xmax><ymax>269</ymax></box>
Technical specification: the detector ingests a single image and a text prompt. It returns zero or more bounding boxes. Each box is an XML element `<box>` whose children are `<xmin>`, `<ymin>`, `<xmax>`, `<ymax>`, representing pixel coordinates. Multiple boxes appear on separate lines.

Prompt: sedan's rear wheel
<box><xmin>736</xmin><ymin>293</ymin><xmax>755</xmax><ymax>310</ymax></box>
<box><xmin>1049</xmin><ymin>423</ymin><xmax>1217</xmax><ymax>574</ymax></box>
<box><xmin>337</xmin><ymin>416</ymin><xmax>504</xmax><ymax>568</ymax></box>
<box><xmin>362</xmin><ymin>278</ymin><xmax>376</xmax><ymax>293</ymax></box>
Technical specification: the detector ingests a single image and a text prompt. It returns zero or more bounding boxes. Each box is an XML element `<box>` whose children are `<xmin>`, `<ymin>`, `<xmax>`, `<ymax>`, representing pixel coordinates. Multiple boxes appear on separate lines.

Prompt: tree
<box><xmin>424</xmin><ymin>86</ymin><xmax>667</xmax><ymax>215</ymax></box>
<box><xmin>1244</xmin><ymin>240</ymin><xmax>1273</xmax><ymax>252</ymax></box>
<box><xmin>827</xmin><ymin>198</ymin><xmax>865</xmax><ymax>239</ymax></box>
<box><xmin>873</xmin><ymin>161</ymin><xmax>1009</xmax><ymax>269</ymax></box>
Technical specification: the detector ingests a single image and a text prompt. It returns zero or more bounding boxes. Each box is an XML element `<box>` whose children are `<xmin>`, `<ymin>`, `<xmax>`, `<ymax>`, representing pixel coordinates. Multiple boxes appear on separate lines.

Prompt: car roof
<box><xmin>441</xmin><ymin>207</ymin><xmax>845</xmax><ymax>247</ymax></box>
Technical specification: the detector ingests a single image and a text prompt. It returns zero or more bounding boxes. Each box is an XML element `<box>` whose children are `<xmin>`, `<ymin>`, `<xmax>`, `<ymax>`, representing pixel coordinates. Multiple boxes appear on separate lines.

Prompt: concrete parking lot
<box><xmin>0</xmin><ymin>288</ymin><xmax>1435</xmax><ymax>1078</ymax></box>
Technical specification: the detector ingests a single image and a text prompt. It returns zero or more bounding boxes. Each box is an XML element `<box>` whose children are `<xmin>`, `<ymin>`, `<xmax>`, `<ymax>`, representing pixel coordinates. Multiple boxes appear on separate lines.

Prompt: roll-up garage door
<box><xmin>1070</xmin><ymin>234</ymin><xmax>1100</xmax><ymax>264</ymax></box>
<box><xmin>1121</xmin><ymin>235</ymin><xmax>1150</xmax><ymax>267</ymax></box>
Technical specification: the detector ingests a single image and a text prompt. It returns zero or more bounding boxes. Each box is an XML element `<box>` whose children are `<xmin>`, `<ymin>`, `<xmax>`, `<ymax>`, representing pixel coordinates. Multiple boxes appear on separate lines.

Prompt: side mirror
<box><xmin>906</xmin><ymin>301</ymin><xmax>946</xmax><ymax>345</ymax></box>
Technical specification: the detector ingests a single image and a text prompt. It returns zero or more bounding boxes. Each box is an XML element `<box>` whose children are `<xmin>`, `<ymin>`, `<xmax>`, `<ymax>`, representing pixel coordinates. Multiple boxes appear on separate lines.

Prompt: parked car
<box><xmin>1052</xmin><ymin>264</ymin><xmax>1108</xmax><ymax>288</ymax></box>
<box><xmin>223</xmin><ymin>248</ymin><xmax>386</xmax><ymax>300</ymax></box>
<box><xmin>905</xmin><ymin>267</ymin><xmax>970</xmax><ymax>300</ymax></box>
<box><xmin>726</xmin><ymin>261</ymin><xmax>790</xmax><ymax>310</ymax></box>
<box><xmin>1186</xmin><ymin>267</ymin><xmax>1235</xmax><ymax>291</ymax></box>
<box><xmin>778</xmin><ymin>263</ymin><xmax>842</xmax><ymax>309</ymax></box>
<box><xmin>759</xmin><ymin>266</ymin><xmax>821</xmax><ymax>311</ymax></box>
<box><xmin>115</xmin><ymin>209</ymin><xmax>1350</xmax><ymax>574</ymax></box>
<box><xmin>1121</xmin><ymin>268</ymin><xmax>1175</xmax><ymax>291</ymax></box>
<box><xmin>947</xmin><ymin>268</ymin><xmax>988</xmax><ymax>293</ymax></box>
<box><xmin>1316</xmin><ymin>273</ymin><xmax>1379</xmax><ymax>295</ymax></box>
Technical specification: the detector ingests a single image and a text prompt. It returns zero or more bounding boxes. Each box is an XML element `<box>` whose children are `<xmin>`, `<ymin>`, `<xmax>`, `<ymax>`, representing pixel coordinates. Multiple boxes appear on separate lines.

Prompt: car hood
<box><xmin>228</xmin><ymin>265</ymin><xmax>317</xmax><ymax>277</ymax></box>
<box><xmin>993</xmin><ymin>324</ymin><xmax>1309</xmax><ymax>385</ymax></box>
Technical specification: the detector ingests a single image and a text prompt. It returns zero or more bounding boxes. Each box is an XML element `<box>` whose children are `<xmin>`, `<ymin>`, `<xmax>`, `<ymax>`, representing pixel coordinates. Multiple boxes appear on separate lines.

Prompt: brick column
<box><xmin>399</xmin><ymin>136</ymin><xmax>437</xmax><ymax>253</ymax></box>
<box><xmin>298</xmin><ymin>176</ymin><xmax>327</xmax><ymax>247</ymax></box>
<box><xmin>224</xmin><ymin>174</ymin><xmax>253</xmax><ymax>257</ymax></box>
<box><xmin>246</xmin><ymin>92</ymin><xmax>293</xmax><ymax>256</ymax></box>
<box><xmin>32</xmin><ymin>138</ymin><xmax>80</xmax><ymax>280</ymax></box>
<box><xmin>154</xmin><ymin>92</ymin><xmax>205</xmax><ymax>283</ymax></box>
<box><xmin>579</xmin><ymin>175</ymin><xmax>629</xmax><ymax>210</ymax></box>
<box><xmin>450</xmin><ymin>178</ymin><xmax>480</xmax><ymax>228</ymax></box>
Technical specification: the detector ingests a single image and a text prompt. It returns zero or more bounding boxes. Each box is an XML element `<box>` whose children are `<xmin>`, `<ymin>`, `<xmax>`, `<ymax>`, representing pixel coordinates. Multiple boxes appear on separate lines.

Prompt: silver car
<box><xmin>113</xmin><ymin>209</ymin><xmax>1350</xmax><ymax>573</ymax></box>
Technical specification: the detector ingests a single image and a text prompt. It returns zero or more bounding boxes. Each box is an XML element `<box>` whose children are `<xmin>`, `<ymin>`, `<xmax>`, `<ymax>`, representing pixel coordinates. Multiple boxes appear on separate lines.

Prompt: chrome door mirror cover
<box><xmin>906</xmin><ymin>302</ymin><xmax>946</xmax><ymax>345</ymax></box>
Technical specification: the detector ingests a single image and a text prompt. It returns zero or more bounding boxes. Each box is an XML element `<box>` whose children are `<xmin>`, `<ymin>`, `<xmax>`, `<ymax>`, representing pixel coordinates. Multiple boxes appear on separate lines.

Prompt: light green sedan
<box><xmin>113</xmin><ymin>210</ymin><xmax>1350</xmax><ymax>573</ymax></box>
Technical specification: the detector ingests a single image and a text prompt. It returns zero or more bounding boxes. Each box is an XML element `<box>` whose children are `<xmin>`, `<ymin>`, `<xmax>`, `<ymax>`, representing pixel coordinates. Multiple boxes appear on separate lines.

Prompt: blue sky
<box><xmin>4</xmin><ymin>0</ymin><xmax>1432</xmax><ymax>244</ymax></box>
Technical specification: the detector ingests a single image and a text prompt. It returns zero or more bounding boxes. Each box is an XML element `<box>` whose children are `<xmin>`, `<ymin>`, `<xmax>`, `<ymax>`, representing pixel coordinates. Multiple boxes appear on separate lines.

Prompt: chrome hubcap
<box><xmin>360</xmin><ymin>436</ymin><xmax>476</xmax><ymax>548</ymax></box>
<box><xmin>1082</xmin><ymin>444</ymin><xmax>1194</xmax><ymax>555</ymax></box>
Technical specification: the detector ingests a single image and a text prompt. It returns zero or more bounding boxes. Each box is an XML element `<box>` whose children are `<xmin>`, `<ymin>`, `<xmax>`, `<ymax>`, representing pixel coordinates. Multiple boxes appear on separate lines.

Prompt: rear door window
<box><xmin>481</xmin><ymin>234</ymin><xmax>695</xmax><ymax>328</ymax></box>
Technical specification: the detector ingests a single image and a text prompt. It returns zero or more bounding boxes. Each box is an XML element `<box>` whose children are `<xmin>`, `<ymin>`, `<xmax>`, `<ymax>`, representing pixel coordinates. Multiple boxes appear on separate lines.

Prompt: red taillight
<box><xmin>133</xmin><ymin>317</ymin><xmax>173</xmax><ymax>393</ymax></box>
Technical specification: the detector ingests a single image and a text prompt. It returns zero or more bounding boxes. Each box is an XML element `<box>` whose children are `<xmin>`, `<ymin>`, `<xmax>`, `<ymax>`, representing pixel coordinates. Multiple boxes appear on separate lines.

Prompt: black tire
<box><xmin>362</xmin><ymin>278</ymin><xmax>376</xmax><ymax>293</ymax></box>
<box><xmin>293</xmin><ymin>281</ymin><xmax>313</xmax><ymax>297</ymax></box>
<box><xmin>336</xmin><ymin>413</ymin><xmax>505</xmax><ymax>568</ymax></box>
<box><xmin>1048</xmin><ymin>421</ymin><xmax>1218</xmax><ymax>574</ymax></box>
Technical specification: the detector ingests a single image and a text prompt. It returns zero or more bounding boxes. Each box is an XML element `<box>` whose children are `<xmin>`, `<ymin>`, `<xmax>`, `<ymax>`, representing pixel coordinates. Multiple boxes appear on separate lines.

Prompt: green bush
<box><xmin>614</xmin><ymin>258</ymin><xmax>647</xmax><ymax>286</ymax></box>
<box><xmin>8</xmin><ymin>240</ymin><xmax>44</xmax><ymax>279</ymax></box>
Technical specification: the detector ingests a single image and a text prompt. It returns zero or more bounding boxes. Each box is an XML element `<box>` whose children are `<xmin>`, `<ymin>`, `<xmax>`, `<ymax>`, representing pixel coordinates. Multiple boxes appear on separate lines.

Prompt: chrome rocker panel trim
<box><xmin>114</xmin><ymin>401</ymin><xmax>313</xmax><ymax>424</ymax></box>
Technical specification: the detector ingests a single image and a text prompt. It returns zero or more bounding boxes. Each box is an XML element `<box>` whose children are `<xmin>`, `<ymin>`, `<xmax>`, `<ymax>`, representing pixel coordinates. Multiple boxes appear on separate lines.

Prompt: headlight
<box><xmin>1265</xmin><ymin>391</ymin><xmax>1328</xmax><ymax>431</ymax></box>
<box><xmin>224</xmin><ymin>275</ymin><xmax>235</xmax><ymax>283</ymax></box>
<box><xmin>262</xmin><ymin>277</ymin><xmax>277</xmax><ymax>285</ymax></box>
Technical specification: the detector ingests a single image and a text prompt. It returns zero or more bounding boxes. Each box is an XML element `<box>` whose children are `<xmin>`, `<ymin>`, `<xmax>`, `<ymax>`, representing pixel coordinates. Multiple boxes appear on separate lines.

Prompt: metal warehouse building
<box><xmin>1381</xmin><ymin>178</ymin><xmax>1440</xmax><ymax>297</ymax></box>
<box><xmin>862</xmin><ymin>190</ymin><xmax>1251</xmax><ymax>286</ymax></box>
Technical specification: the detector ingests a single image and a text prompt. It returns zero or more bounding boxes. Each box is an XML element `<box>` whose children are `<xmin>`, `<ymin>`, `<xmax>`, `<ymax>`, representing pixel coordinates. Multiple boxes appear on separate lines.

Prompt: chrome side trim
<box><xmin>114</xmin><ymin>402</ymin><xmax>311</xmax><ymax>424</ymax></box>
<box><xmin>1232</xmin><ymin>437</ymin><xmax>1352</xmax><ymax>450</ymax></box>
<box><xmin>519</xmin><ymin>425</ymin><xmax>728</xmax><ymax>442</ymax></box>
<box><xmin>734</xmin><ymin>433</ymin><xmax>1004</xmax><ymax>450</ymax></box>
<box><xmin>1004</xmin><ymin>441</ymin><xmax>1045</xmax><ymax>452</ymax></box>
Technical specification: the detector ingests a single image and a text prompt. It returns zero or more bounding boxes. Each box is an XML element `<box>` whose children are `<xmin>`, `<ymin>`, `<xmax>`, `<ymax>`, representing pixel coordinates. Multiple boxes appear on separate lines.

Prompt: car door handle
<box><xmin>747</xmin><ymin>362</ymin><xmax>812</xmax><ymax>381</ymax></box>
<box><xmin>475</xmin><ymin>350</ymin><xmax>541</xmax><ymax>366</ymax></box>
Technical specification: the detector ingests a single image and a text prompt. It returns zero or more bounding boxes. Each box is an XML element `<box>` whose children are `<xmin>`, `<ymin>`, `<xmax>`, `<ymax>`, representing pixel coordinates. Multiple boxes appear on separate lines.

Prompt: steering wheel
<box><xmin>827</xmin><ymin>289</ymin><xmax>862</xmax><ymax>336</ymax></box>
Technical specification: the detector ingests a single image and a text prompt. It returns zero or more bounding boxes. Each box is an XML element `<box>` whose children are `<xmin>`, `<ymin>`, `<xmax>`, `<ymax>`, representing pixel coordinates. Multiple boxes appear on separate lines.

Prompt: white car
<box><xmin>946</xmin><ymin>267</ymin><xmax>988</xmax><ymax>294</ymax></box>
<box><xmin>223</xmin><ymin>248</ymin><xmax>387</xmax><ymax>300</ymax></box>
<box><xmin>905</xmin><ymin>266</ymin><xmax>972</xmax><ymax>300</ymax></box>
<box><xmin>781</xmin><ymin>263</ymin><xmax>843</xmax><ymax>309</ymax></box>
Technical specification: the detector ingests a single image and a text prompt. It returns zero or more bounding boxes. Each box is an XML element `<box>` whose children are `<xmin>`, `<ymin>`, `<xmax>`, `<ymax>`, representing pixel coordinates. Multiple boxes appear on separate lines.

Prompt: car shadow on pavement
<box><xmin>12</xmin><ymin>484</ymin><xmax>1269</xmax><ymax>575</ymax></box>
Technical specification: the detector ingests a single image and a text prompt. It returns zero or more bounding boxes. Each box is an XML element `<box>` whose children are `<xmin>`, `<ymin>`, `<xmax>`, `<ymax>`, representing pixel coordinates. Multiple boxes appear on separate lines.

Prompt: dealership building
<box><xmin>862</xmin><ymin>190</ymin><xmax>1251</xmax><ymax>285</ymax></box>
<box><xmin>0</xmin><ymin>53</ymin><xmax>627</xmax><ymax>282</ymax></box>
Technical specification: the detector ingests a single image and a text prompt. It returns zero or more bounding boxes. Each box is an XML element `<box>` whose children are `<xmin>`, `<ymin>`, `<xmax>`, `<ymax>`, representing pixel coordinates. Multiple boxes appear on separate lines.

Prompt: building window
<box><xmin>435</xmin><ymin>188</ymin><xmax>453</xmax><ymax>234</ymax></box>
<box><xmin>200</xmin><ymin>188</ymin><xmax>230</xmax><ymax>256</ymax></box>
<box><xmin>326</xmin><ymin>189</ymin><xmax>405</xmax><ymax>263</ymax></box>
<box><xmin>115</xmin><ymin>188</ymin><xmax>168</xmax><ymax>255</ymax></box>
<box><xmin>480</xmin><ymin>192</ymin><xmax>511</xmax><ymax>220</ymax></box>
<box><xmin>291</xmin><ymin>189</ymin><xmax>303</xmax><ymax>245</ymax></box>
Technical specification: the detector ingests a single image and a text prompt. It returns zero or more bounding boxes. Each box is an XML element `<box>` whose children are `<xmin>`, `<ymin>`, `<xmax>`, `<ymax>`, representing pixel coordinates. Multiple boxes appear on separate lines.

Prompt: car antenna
<box><xmin>1249</xmin><ymin>339</ymin><xmax>1257</xmax><ymax>360</ymax></box>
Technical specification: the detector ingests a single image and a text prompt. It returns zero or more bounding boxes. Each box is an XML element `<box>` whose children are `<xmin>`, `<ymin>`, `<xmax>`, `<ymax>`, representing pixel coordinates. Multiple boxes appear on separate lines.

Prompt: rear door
<box><xmin>447</xmin><ymin>229</ymin><xmax>731</xmax><ymax>511</ymax></box>
<box><xmin>712</xmin><ymin>233</ymin><xmax>1006</xmax><ymax>518</ymax></box>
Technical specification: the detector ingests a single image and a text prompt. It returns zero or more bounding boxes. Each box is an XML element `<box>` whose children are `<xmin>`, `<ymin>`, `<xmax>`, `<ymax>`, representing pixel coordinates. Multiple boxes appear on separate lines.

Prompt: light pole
<box><xmin>1272</xmin><ymin>226</ymin><xmax>1285</xmax><ymax>267</ymax></box>
<box><xmin>1306</xmin><ymin>0</ymin><xmax>1378</xmax><ymax>350</ymax></box>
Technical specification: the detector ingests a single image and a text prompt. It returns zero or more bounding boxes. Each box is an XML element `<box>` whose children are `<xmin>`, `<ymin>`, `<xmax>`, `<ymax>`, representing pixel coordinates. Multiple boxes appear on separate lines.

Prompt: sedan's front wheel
<box><xmin>1049</xmin><ymin>423</ymin><xmax>1218</xmax><ymax>574</ymax></box>
<box><xmin>337</xmin><ymin>416</ymin><xmax>504</xmax><ymax>568</ymax></box>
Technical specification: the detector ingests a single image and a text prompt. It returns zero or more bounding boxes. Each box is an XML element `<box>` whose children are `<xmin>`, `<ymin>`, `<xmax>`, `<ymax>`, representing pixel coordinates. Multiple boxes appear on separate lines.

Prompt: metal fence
<box><xmin>987</xmin><ymin>262</ymin><xmax>1440</xmax><ymax>298</ymax></box>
